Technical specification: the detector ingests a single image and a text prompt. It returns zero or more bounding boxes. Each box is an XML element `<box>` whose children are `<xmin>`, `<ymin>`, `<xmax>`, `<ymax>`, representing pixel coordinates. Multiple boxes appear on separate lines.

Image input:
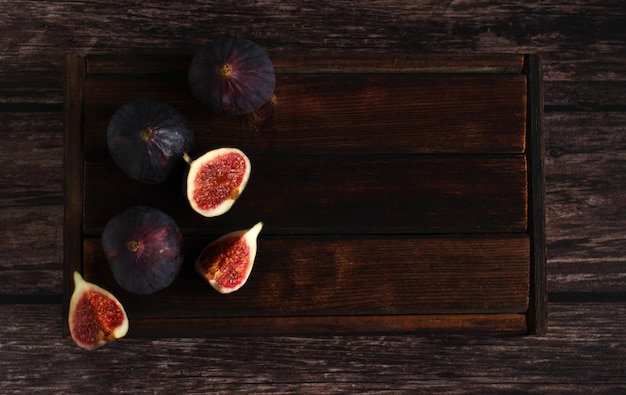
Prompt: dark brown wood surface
<box><xmin>67</xmin><ymin>53</ymin><xmax>537</xmax><ymax>336</ymax></box>
<box><xmin>1</xmin><ymin>1</ymin><xmax>625</xmax><ymax>393</ymax></box>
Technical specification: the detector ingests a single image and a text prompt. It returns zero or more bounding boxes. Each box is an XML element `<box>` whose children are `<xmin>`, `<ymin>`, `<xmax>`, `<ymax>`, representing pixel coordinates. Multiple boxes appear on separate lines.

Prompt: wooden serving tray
<box><xmin>63</xmin><ymin>53</ymin><xmax>546</xmax><ymax>337</ymax></box>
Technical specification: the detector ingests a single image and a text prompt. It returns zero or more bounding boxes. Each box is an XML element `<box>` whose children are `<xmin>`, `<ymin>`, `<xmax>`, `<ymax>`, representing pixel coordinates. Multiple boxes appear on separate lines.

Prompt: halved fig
<box><xmin>68</xmin><ymin>271</ymin><xmax>129</xmax><ymax>351</ymax></box>
<box><xmin>188</xmin><ymin>36</ymin><xmax>275</xmax><ymax>115</ymax></box>
<box><xmin>184</xmin><ymin>148</ymin><xmax>251</xmax><ymax>217</ymax></box>
<box><xmin>107</xmin><ymin>98</ymin><xmax>194</xmax><ymax>184</ymax></box>
<box><xmin>195</xmin><ymin>221</ymin><xmax>263</xmax><ymax>294</ymax></box>
<box><xmin>102</xmin><ymin>206</ymin><xmax>184</xmax><ymax>295</ymax></box>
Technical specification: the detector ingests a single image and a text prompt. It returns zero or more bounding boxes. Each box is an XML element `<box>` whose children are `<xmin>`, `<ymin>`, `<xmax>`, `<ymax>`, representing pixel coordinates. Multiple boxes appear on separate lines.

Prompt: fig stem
<box><xmin>183</xmin><ymin>152</ymin><xmax>192</xmax><ymax>165</ymax></box>
<box><xmin>139</xmin><ymin>127</ymin><xmax>153</xmax><ymax>142</ymax></box>
<box><xmin>219</xmin><ymin>63</ymin><xmax>233</xmax><ymax>77</ymax></box>
<box><xmin>127</xmin><ymin>240</ymin><xmax>140</xmax><ymax>253</ymax></box>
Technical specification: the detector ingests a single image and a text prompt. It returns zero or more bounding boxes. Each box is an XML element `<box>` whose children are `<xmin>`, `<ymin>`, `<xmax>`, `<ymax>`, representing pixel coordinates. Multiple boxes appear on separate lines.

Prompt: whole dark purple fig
<box><xmin>107</xmin><ymin>98</ymin><xmax>194</xmax><ymax>184</ymax></box>
<box><xmin>188</xmin><ymin>36</ymin><xmax>275</xmax><ymax>115</ymax></box>
<box><xmin>102</xmin><ymin>206</ymin><xmax>184</xmax><ymax>295</ymax></box>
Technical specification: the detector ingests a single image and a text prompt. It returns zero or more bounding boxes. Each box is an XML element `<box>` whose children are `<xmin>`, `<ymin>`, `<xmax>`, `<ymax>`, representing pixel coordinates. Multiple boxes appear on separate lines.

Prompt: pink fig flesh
<box><xmin>185</xmin><ymin>148</ymin><xmax>251</xmax><ymax>217</ymax></box>
<box><xmin>68</xmin><ymin>272</ymin><xmax>129</xmax><ymax>351</ymax></box>
<box><xmin>195</xmin><ymin>222</ymin><xmax>263</xmax><ymax>294</ymax></box>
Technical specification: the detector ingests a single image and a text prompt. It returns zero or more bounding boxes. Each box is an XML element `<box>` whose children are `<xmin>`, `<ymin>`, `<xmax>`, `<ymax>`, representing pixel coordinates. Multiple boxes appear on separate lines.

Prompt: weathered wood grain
<box><xmin>0</xmin><ymin>71</ymin><xmax>62</xmax><ymax>106</ymax></box>
<box><xmin>549</xmin><ymin>261</ymin><xmax>626</xmax><ymax>294</ymax></box>
<box><xmin>1</xmin><ymin>2</ymin><xmax>624</xmax><ymax>110</ymax></box>
<box><xmin>545</xmin><ymin>112</ymin><xmax>626</xmax><ymax>263</ymax></box>
<box><xmin>0</xmin><ymin>205</ymin><xmax>63</xmax><ymax>268</ymax></box>
<box><xmin>545</xmin><ymin>81</ymin><xmax>626</xmax><ymax>109</ymax></box>
<box><xmin>545</xmin><ymin>111</ymin><xmax>626</xmax><ymax>155</ymax></box>
<box><xmin>542</xmin><ymin>111</ymin><xmax>626</xmax><ymax>292</ymax></box>
<box><xmin>1</xmin><ymin>0</ymin><xmax>625</xmax><ymax>389</ymax></box>
<box><xmin>1</xmin><ymin>1</ymin><xmax>624</xmax><ymax>81</ymax></box>
<box><xmin>0</xmin><ymin>112</ymin><xmax>63</xmax><ymax>207</ymax></box>
<box><xmin>0</xmin><ymin>112</ymin><xmax>63</xmax><ymax>295</ymax></box>
<box><xmin>1</xmin><ymin>303</ymin><xmax>624</xmax><ymax>393</ymax></box>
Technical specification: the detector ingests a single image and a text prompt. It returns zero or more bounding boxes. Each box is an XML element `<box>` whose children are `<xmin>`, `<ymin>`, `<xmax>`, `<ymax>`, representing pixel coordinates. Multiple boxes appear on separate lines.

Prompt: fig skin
<box><xmin>195</xmin><ymin>221</ymin><xmax>263</xmax><ymax>294</ymax></box>
<box><xmin>68</xmin><ymin>271</ymin><xmax>129</xmax><ymax>351</ymax></box>
<box><xmin>188</xmin><ymin>36</ymin><xmax>276</xmax><ymax>115</ymax></box>
<box><xmin>107</xmin><ymin>98</ymin><xmax>194</xmax><ymax>184</ymax></box>
<box><xmin>184</xmin><ymin>147</ymin><xmax>252</xmax><ymax>217</ymax></box>
<box><xmin>102</xmin><ymin>206</ymin><xmax>184</xmax><ymax>295</ymax></box>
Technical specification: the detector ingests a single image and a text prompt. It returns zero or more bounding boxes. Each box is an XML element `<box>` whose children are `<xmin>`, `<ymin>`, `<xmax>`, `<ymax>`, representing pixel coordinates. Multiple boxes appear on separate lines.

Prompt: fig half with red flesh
<box><xmin>188</xmin><ymin>36</ymin><xmax>275</xmax><ymax>115</ymax></box>
<box><xmin>184</xmin><ymin>148</ymin><xmax>251</xmax><ymax>217</ymax></box>
<box><xmin>107</xmin><ymin>98</ymin><xmax>194</xmax><ymax>184</ymax></box>
<box><xmin>102</xmin><ymin>206</ymin><xmax>184</xmax><ymax>295</ymax></box>
<box><xmin>195</xmin><ymin>221</ymin><xmax>263</xmax><ymax>294</ymax></box>
<box><xmin>68</xmin><ymin>271</ymin><xmax>129</xmax><ymax>351</ymax></box>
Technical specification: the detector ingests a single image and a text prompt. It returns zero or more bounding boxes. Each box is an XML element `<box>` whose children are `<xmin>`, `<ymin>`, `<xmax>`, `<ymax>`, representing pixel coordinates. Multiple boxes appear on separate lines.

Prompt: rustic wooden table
<box><xmin>1</xmin><ymin>1</ymin><xmax>624</xmax><ymax>393</ymax></box>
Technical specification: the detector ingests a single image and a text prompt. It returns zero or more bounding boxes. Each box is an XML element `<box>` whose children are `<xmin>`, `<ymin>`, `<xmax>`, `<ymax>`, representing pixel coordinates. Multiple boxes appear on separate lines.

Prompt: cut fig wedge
<box><xmin>184</xmin><ymin>148</ymin><xmax>251</xmax><ymax>217</ymax></box>
<box><xmin>68</xmin><ymin>272</ymin><xmax>129</xmax><ymax>351</ymax></box>
<box><xmin>195</xmin><ymin>221</ymin><xmax>263</xmax><ymax>294</ymax></box>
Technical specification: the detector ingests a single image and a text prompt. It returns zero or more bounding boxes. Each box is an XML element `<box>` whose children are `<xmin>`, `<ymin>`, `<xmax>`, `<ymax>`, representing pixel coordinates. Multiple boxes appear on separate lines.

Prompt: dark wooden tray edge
<box><xmin>62</xmin><ymin>52</ymin><xmax>544</xmax><ymax>338</ymax></box>
<box><xmin>127</xmin><ymin>313</ymin><xmax>529</xmax><ymax>338</ymax></box>
<box><xmin>84</xmin><ymin>52</ymin><xmax>525</xmax><ymax>75</ymax></box>
<box><xmin>524</xmin><ymin>54</ymin><xmax>547</xmax><ymax>335</ymax></box>
<box><xmin>62</xmin><ymin>53</ymin><xmax>86</xmax><ymax>337</ymax></box>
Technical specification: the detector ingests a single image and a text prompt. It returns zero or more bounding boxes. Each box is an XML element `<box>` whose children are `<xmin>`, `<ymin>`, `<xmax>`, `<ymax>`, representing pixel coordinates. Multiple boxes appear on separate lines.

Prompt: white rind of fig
<box><xmin>184</xmin><ymin>147</ymin><xmax>251</xmax><ymax>217</ymax></box>
<box><xmin>68</xmin><ymin>271</ymin><xmax>129</xmax><ymax>351</ymax></box>
<box><xmin>195</xmin><ymin>221</ymin><xmax>263</xmax><ymax>294</ymax></box>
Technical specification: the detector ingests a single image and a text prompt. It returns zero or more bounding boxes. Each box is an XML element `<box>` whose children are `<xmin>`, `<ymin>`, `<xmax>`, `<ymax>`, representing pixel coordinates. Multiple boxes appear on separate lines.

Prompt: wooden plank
<box><xmin>545</xmin><ymin>114</ymin><xmax>626</xmax><ymax>266</ymax></box>
<box><xmin>0</xmin><ymin>116</ymin><xmax>64</xmax><ymax>295</ymax></box>
<box><xmin>546</xmin><ymin>152</ymin><xmax>626</xmax><ymax>263</ymax></box>
<box><xmin>0</xmin><ymin>71</ymin><xmax>62</xmax><ymax>106</ymax></box>
<box><xmin>82</xmin><ymin>155</ymin><xmax>528</xmax><ymax>235</ymax></box>
<box><xmin>82</xmin><ymin>235</ymin><xmax>530</xmax><ymax>321</ymax></box>
<box><xmin>0</xmin><ymin>206</ymin><xmax>63</xmax><ymax>295</ymax></box>
<box><xmin>546</xmin><ymin>111</ymin><xmax>626</xmax><ymax>154</ymax></box>
<box><xmin>2</xmin><ymin>303</ymin><xmax>625</xmax><ymax>393</ymax></box>
<box><xmin>83</xmin><ymin>73</ymin><xmax>527</xmax><ymax>155</ymax></box>
<box><xmin>545</xmin><ymin>81</ymin><xmax>626</xmax><ymax>109</ymax></box>
<box><xmin>549</xmin><ymin>261</ymin><xmax>626</xmax><ymax>293</ymax></box>
<box><xmin>545</xmin><ymin>110</ymin><xmax>626</xmax><ymax>276</ymax></box>
<box><xmin>0</xmin><ymin>112</ymin><xmax>63</xmax><ymax>207</ymax></box>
